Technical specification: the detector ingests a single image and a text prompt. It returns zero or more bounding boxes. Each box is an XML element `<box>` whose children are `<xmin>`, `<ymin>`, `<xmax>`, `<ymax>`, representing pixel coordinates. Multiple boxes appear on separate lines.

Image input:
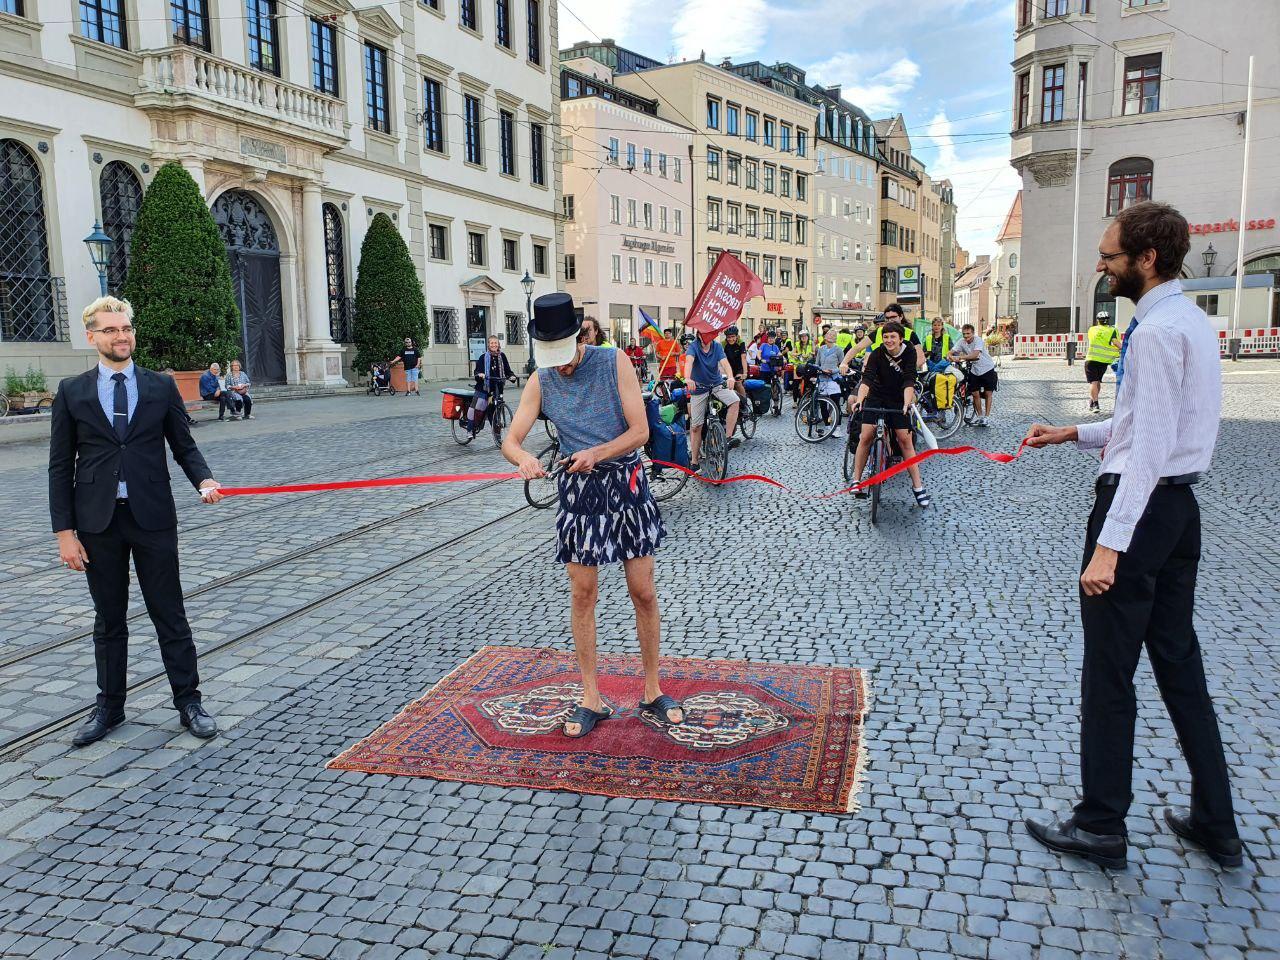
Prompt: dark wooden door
<box><xmin>213</xmin><ymin>190</ymin><xmax>286</xmax><ymax>384</ymax></box>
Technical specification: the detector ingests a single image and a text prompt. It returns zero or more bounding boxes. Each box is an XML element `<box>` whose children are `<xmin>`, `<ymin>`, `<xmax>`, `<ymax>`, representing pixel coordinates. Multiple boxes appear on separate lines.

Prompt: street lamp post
<box><xmin>797</xmin><ymin>294</ymin><xmax>805</xmax><ymax>335</ymax></box>
<box><xmin>1202</xmin><ymin>242</ymin><xmax>1218</xmax><ymax>278</ymax></box>
<box><xmin>83</xmin><ymin>221</ymin><xmax>114</xmax><ymax>297</ymax></box>
<box><xmin>992</xmin><ymin>281</ymin><xmax>1004</xmax><ymax>328</ymax></box>
<box><xmin>521</xmin><ymin>270</ymin><xmax>535</xmax><ymax>374</ymax></box>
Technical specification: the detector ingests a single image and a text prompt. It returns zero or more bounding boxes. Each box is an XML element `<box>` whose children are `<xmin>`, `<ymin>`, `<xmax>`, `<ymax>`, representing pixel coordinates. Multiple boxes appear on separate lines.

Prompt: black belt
<box><xmin>1097</xmin><ymin>472</ymin><xmax>1199</xmax><ymax>487</ymax></box>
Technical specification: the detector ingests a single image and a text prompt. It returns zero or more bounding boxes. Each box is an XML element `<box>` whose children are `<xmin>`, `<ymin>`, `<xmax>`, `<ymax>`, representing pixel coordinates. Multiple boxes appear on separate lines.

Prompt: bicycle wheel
<box><xmin>450</xmin><ymin>415</ymin><xmax>475</xmax><ymax>445</ymax></box>
<box><xmin>737</xmin><ymin>403</ymin><xmax>757</xmax><ymax>439</ymax></box>
<box><xmin>702</xmin><ymin>420</ymin><xmax>729</xmax><ymax>481</ymax></box>
<box><xmin>491</xmin><ymin>402</ymin><xmax>512</xmax><ymax>448</ymax></box>
<box><xmin>770</xmin><ymin>380</ymin><xmax>782</xmax><ymax>416</ymax></box>
<box><xmin>642</xmin><ymin>452</ymin><xmax>689</xmax><ymax>502</ymax></box>
<box><xmin>795</xmin><ymin>395</ymin><xmax>838</xmax><ymax>443</ymax></box>
<box><xmin>523</xmin><ymin>444</ymin><xmax>560</xmax><ymax>509</ymax></box>
<box><xmin>932</xmin><ymin>398</ymin><xmax>964</xmax><ymax>440</ymax></box>
<box><xmin>869</xmin><ymin>438</ymin><xmax>886</xmax><ymax>525</ymax></box>
<box><xmin>36</xmin><ymin>396</ymin><xmax>52</xmax><ymax>414</ymax></box>
<box><xmin>0</xmin><ymin>393</ymin><xmax>8</xmax><ymax>418</ymax></box>
<box><xmin>842</xmin><ymin>430</ymin><xmax>858</xmax><ymax>484</ymax></box>
<box><xmin>543</xmin><ymin>417</ymin><xmax>559</xmax><ymax>443</ymax></box>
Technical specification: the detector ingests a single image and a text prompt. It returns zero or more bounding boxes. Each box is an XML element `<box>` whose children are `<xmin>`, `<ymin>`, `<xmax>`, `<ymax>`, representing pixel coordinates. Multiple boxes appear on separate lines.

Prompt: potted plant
<box><xmin>4</xmin><ymin>366</ymin><xmax>53</xmax><ymax>414</ymax></box>
<box><xmin>122</xmin><ymin>163</ymin><xmax>242</xmax><ymax>401</ymax></box>
<box><xmin>352</xmin><ymin>212</ymin><xmax>429</xmax><ymax>390</ymax></box>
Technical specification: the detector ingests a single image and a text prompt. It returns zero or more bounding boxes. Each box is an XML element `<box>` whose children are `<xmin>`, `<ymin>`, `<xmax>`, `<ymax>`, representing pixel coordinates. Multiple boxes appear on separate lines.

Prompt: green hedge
<box><xmin>123</xmin><ymin>163</ymin><xmax>242</xmax><ymax>371</ymax></box>
<box><xmin>352</xmin><ymin>213</ymin><xmax>429</xmax><ymax>373</ymax></box>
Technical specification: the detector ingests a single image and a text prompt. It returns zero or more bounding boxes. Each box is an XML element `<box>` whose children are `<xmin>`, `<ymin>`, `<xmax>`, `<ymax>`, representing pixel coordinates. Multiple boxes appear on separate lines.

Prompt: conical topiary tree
<box><xmin>352</xmin><ymin>212</ymin><xmax>429</xmax><ymax>373</ymax></box>
<box><xmin>123</xmin><ymin>162</ymin><xmax>242</xmax><ymax>371</ymax></box>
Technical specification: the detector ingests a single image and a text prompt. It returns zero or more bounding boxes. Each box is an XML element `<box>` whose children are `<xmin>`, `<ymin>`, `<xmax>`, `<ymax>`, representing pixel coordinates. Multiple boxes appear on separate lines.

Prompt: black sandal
<box><xmin>563</xmin><ymin>704</ymin><xmax>613</xmax><ymax>739</ymax></box>
<box><xmin>639</xmin><ymin>695</ymin><xmax>685</xmax><ymax>725</ymax></box>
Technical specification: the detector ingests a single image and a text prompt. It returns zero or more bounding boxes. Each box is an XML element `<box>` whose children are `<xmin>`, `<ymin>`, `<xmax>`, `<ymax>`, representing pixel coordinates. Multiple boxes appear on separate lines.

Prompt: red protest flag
<box><xmin>684</xmin><ymin>251</ymin><xmax>765</xmax><ymax>342</ymax></box>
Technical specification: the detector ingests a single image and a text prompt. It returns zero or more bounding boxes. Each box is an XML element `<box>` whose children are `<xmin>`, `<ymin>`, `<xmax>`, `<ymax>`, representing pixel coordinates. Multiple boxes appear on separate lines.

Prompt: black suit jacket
<box><xmin>49</xmin><ymin>366</ymin><xmax>214</xmax><ymax>534</ymax></box>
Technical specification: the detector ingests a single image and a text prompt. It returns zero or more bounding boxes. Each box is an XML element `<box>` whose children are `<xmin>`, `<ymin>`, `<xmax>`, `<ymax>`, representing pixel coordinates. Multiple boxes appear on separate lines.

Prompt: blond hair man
<box><xmin>49</xmin><ymin>296</ymin><xmax>224</xmax><ymax>746</ymax></box>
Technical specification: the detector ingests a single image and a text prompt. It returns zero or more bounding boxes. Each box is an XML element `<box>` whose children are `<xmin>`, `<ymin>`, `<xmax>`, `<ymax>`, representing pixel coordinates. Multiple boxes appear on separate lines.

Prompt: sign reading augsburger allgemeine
<box><xmin>622</xmin><ymin>236</ymin><xmax>677</xmax><ymax>256</ymax></box>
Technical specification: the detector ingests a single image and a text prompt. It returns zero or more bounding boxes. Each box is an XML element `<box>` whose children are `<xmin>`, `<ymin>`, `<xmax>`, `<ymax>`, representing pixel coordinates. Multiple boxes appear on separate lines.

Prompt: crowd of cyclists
<box><xmin>621</xmin><ymin>303</ymin><xmax>1000</xmax><ymax>509</ymax></box>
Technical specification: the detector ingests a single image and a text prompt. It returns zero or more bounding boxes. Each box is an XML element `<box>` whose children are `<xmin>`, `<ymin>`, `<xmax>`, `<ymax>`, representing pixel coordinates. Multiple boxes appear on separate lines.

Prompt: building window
<box><xmin>644</xmin><ymin>260</ymin><xmax>653</xmax><ymax>285</ymax></box>
<box><xmin>659</xmin><ymin>206</ymin><xmax>668</xmax><ymax>232</ymax></box>
<box><xmin>428</xmin><ymin>222</ymin><xmax>448</xmax><ymax>261</ymax></box>
<box><xmin>727</xmin><ymin>154</ymin><xmax>741</xmax><ymax>186</ymax></box>
<box><xmin>627</xmin><ymin>198</ymin><xmax>637</xmax><ymax>227</ymax></box>
<box><xmin>321</xmin><ymin>203</ymin><xmax>351</xmax><ymax>341</ymax></box>
<box><xmin>674</xmin><ymin>209</ymin><xmax>682</xmax><ymax>235</ymax></box>
<box><xmin>727</xmin><ymin>204</ymin><xmax>740</xmax><ymax>233</ymax></box>
<box><xmin>1018</xmin><ymin>0</ymin><xmax>1032</xmax><ymax>27</ymax></box>
<box><xmin>763</xmin><ymin>164</ymin><xmax>775</xmax><ymax>194</ymax></box>
<box><xmin>628</xmin><ymin>257</ymin><xmax>637</xmax><ymax>283</ymax></box>
<box><xmin>499</xmin><ymin>110</ymin><xmax>516</xmax><ymax>175</ymax></box>
<box><xmin>310</xmin><ymin>19</ymin><xmax>339</xmax><ymax>96</ymax></box>
<box><xmin>746</xmin><ymin>112</ymin><xmax>758</xmax><ymax>142</ymax></box>
<box><xmin>607</xmin><ymin>137</ymin><xmax>619</xmax><ymax>164</ymax></box>
<box><xmin>763</xmin><ymin>117</ymin><xmax>775</xmax><ymax>147</ymax></box>
<box><xmin>796</xmin><ymin>216</ymin><xmax>807</xmax><ymax>245</ymax></box>
<box><xmin>610</xmin><ymin>195</ymin><xmax>620</xmax><ymax>224</ymax></box>
<box><xmin>881</xmin><ymin>267</ymin><xmax>897</xmax><ymax>293</ymax></box>
<box><xmin>660</xmin><ymin>261</ymin><xmax>669</xmax><ymax>286</ymax></box>
<box><xmin>460</xmin><ymin>0</ymin><xmax>476</xmax><ymax>30</ymax></box>
<box><xmin>780</xmin><ymin>124</ymin><xmax>792</xmax><ymax>152</ymax></box>
<box><xmin>1106</xmin><ymin>157</ymin><xmax>1153</xmax><ymax>216</ymax></box>
<box><xmin>533</xmin><ymin>242</ymin><xmax>547</xmax><ymax>275</ymax></box>
<box><xmin>643</xmin><ymin>148</ymin><xmax>652</xmax><ymax>173</ymax></box>
<box><xmin>1044</xmin><ymin>0</ymin><xmax>1067</xmax><ymax>16</ymax></box>
<box><xmin>780</xmin><ymin>169</ymin><xmax>791</xmax><ymax>198</ymax></box>
<box><xmin>1123</xmin><ymin>53</ymin><xmax>1161</xmax><ymax>115</ymax></box>
<box><xmin>658</xmin><ymin>153</ymin><xmax>668</xmax><ymax>177</ymax></box>
<box><xmin>505</xmin><ymin>312</ymin><xmax>526</xmax><ymax>344</ymax></box>
<box><xmin>531</xmin><ymin>122</ymin><xmax>545</xmax><ymax>185</ymax></box>
<box><xmin>727</xmin><ymin>104</ymin><xmax>739</xmax><ymax>136</ymax></box>
<box><xmin>422</xmin><ymin>77</ymin><xmax>444</xmax><ymax>152</ymax></box>
<box><xmin>707</xmin><ymin>149</ymin><xmax>721</xmax><ymax>181</ymax></box>
<box><xmin>779</xmin><ymin>260</ymin><xmax>791</xmax><ymax>287</ymax></box>
<box><xmin>100</xmin><ymin>162</ymin><xmax>142</xmax><ymax>295</ymax></box>
<box><xmin>502</xmin><ymin>237</ymin><xmax>518</xmax><ymax>271</ymax></box>
<box><xmin>433</xmin><ymin>307</ymin><xmax>458</xmax><ymax>344</ymax></box>
<box><xmin>564</xmin><ymin>254</ymin><xmax>576</xmax><ymax>281</ymax></box>
<box><xmin>779</xmin><ymin>213</ymin><xmax>791</xmax><ymax>243</ymax></box>
<box><xmin>626</xmin><ymin>142</ymin><xmax>636</xmax><ymax>169</ymax></box>
<box><xmin>0</xmin><ymin>140</ymin><xmax>57</xmax><ymax>343</ymax></box>
<box><xmin>364</xmin><ymin>44</ymin><xmax>390</xmax><ymax>132</ymax></box>
<box><xmin>1195</xmin><ymin>293</ymin><xmax>1219</xmax><ymax>316</ymax></box>
<box><xmin>246</xmin><ymin>0</ymin><xmax>280</xmax><ymax>75</ymax></box>
<box><xmin>1016</xmin><ymin>71</ymin><xmax>1030</xmax><ymax>128</ymax></box>
<box><xmin>762</xmin><ymin>256</ymin><xmax>775</xmax><ymax>285</ymax></box>
<box><xmin>611</xmin><ymin>255</ymin><xmax>621</xmax><ymax>282</ymax></box>
<box><xmin>464</xmin><ymin>94</ymin><xmax>482</xmax><ymax>164</ymax></box>
<box><xmin>675</xmin><ymin>263</ymin><xmax>683</xmax><ymax>288</ymax></box>
<box><xmin>171</xmin><ymin>0</ymin><xmax>211</xmax><ymax>49</ymax></box>
<box><xmin>796</xmin><ymin>173</ymin><xmax>807</xmax><ymax>201</ymax></box>
<box><xmin>707</xmin><ymin>200</ymin><xmax>721</xmax><ymax>231</ymax></box>
<box><xmin>763</xmin><ymin>210</ymin><xmax>775</xmax><ymax>240</ymax></box>
<box><xmin>562</xmin><ymin>195</ymin><xmax>575</xmax><ymax>220</ymax></box>
<box><xmin>706</xmin><ymin>97</ymin><xmax>721</xmax><ymax>129</ymax></box>
<box><xmin>468</xmin><ymin>231</ymin><xmax>486</xmax><ymax>266</ymax></box>
<box><xmin>81</xmin><ymin>0</ymin><xmax>128</xmax><ymax>48</ymax></box>
<box><xmin>745</xmin><ymin>207</ymin><xmax>758</xmax><ymax>237</ymax></box>
<box><xmin>643</xmin><ymin>202</ymin><xmax>653</xmax><ymax>230</ymax></box>
<box><xmin>1041</xmin><ymin>64</ymin><xmax>1065</xmax><ymax>123</ymax></box>
<box><xmin>797</xmin><ymin>129</ymin><xmax>807</xmax><ymax>157</ymax></box>
<box><xmin>526</xmin><ymin>0</ymin><xmax>541</xmax><ymax>65</ymax></box>
<box><xmin>674</xmin><ymin>158</ymin><xmax>682</xmax><ymax>182</ymax></box>
<box><xmin>746</xmin><ymin>160</ymin><xmax>758</xmax><ymax>190</ymax></box>
<box><xmin>495</xmin><ymin>0</ymin><xmax>510</xmax><ymax>47</ymax></box>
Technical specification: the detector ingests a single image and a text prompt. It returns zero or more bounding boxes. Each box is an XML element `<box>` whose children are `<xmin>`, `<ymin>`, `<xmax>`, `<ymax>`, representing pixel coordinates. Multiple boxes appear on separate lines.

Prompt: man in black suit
<box><xmin>50</xmin><ymin>296</ymin><xmax>224</xmax><ymax>746</ymax></box>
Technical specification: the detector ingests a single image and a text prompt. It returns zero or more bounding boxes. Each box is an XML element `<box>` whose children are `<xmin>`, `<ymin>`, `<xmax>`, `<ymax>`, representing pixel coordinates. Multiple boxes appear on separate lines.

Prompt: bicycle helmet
<box><xmin>679</xmin><ymin>333</ymin><xmax>696</xmax><ymax>346</ymax></box>
<box><xmin>726</xmin><ymin>325</ymin><xmax>740</xmax><ymax>336</ymax></box>
<box><xmin>1095</xmin><ymin>310</ymin><xmax>1112</xmax><ymax>323</ymax></box>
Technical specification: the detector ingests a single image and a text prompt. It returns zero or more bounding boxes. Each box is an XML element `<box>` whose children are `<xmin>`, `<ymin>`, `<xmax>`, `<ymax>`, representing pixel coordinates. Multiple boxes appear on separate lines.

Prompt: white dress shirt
<box><xmin>1075</xmin><ymin>279</ymin><xmax>1221</xmax><ymax>551</ymax></box>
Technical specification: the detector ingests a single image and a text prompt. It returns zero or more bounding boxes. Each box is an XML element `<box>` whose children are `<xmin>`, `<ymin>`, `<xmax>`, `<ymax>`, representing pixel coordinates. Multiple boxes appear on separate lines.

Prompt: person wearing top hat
<box><xmin>503</xmin><ymin>293</ymin><xmax>683</xmax><ymax>740</ymax></box>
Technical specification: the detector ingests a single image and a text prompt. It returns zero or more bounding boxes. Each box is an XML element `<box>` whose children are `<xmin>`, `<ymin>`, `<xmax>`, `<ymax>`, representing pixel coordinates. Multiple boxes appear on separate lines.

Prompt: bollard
<box><xmin>1065</xmin><ymin>341</ymin><xmax>1077</xmax><ymax>366</ymax></box>
<box><xmin>1228</xmin><ymin>337</ymin><xmax>1241</xmax><ymax>362</ymax></box>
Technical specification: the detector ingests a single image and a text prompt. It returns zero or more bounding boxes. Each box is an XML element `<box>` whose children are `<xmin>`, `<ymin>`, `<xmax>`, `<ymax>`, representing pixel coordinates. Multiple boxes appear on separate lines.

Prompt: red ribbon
<box><xmin>218</xmin><ymin>472</ymin><xmax>519</xmax><ymax>497</ymax></box>
<box><xmin>215</xmin><ymin>441</ymin><xmax>1032</xmax><ymax>499</ymax></box>
<box><xmin>650</xmin><ymin>438</ymin><xmax>1033</xmax><ymax>499</ymax></box>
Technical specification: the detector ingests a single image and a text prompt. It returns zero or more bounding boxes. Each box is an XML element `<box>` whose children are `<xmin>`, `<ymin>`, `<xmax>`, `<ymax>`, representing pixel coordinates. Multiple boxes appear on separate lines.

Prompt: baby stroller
<box><xmin>367</xmin><ymin>362</ymin><xmax>396</xmax><ymax>396</ymax></box>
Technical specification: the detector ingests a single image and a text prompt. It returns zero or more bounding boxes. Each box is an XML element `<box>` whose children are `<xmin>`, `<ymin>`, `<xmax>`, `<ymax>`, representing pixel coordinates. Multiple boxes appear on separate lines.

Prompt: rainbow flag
<box><xmin>638</xmin><ymin>308</ymin><xmax>663</xmax><ymax>344</ymax></box>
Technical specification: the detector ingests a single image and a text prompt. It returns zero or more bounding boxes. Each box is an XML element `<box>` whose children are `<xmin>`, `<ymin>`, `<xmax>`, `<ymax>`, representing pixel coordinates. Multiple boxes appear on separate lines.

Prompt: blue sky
<box><xmin>558</xmin><ymin>0</ymin><xmax>1024</xmax><ymax>256</ymax></box>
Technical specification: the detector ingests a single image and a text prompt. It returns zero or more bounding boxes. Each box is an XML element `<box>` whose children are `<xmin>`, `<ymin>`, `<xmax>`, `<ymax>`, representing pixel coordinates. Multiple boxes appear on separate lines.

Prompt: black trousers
<box><xmin>202</xmin><ymin>391</ymin><xmax>235</xmax><ymax>418</ymax></box>
<box><xmin>78</xmin><ymin>501</ymin><xmax>201</xmax><ymax>712</ymax></box>
<box><xmin>1075</xmin><ymin>483</ymin><xmax>1237</xmax><ymax>839</ymax></box>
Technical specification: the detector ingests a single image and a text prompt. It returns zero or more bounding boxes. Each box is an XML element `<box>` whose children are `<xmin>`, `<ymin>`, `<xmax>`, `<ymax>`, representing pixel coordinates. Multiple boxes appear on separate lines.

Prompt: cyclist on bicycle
<box><xmin>848</xmin><ymin>321</ymin><xmax>931</xmax><ymax>508</ymax></box>
<box><xmin>815</xmin><ymin>327</ymin><xmax>845</xmax><ymax>421</ymax></box>
<box><xmin>723</xmin><ymin>326</ymin><xmax>750</xmax><ymax>405</ymax></box>
<box><xmin>467</xmin><ymin>334</ymin><xmax>515</xmax><ymax>436</ymax></box>
<box><xmin>759</xmin><ymin>331</ymin><xmax>782</xmax><ymax>382</ymax></box>
<box><xmin>788</xmin><ymin>331</ymin><xmax>814</xmax><ymax>401</ymax></box>
<box><xmin>684</xmin><ymin>332</ymin><xmax>742</xmax><ymax>471</ymax></box>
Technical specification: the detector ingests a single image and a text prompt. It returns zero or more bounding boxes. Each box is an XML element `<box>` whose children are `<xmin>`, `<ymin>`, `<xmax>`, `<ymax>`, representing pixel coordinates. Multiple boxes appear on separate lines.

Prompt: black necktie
<box><xmin>112</xmin><ymin>372</ymin><xmax>128</xmax><ymax>441</ymax></box>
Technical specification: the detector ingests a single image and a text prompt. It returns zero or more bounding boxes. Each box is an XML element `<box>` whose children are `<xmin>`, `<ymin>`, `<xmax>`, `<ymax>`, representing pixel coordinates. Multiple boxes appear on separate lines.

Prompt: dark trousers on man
<box><xmin>78</xmin><ymin>500</ymin><xmax>201</xmax><ymax>712</ymax></box>
<box><xmin>1075</xmin><ymin>482</ymin><xmax>1237</xmax><ymax>839</ymax></box>
<box><xmin>201</xmin><ymin>391</ymin><xmax>235</xmax><ymax>418</ymax></box>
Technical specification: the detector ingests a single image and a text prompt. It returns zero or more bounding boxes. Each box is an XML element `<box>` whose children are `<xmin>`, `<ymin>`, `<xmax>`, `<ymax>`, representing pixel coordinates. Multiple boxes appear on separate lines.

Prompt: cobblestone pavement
<box><xmin>0</xmin><ymin>361</ymin><xmax>1277</xmax><ymax>960</ymax></box>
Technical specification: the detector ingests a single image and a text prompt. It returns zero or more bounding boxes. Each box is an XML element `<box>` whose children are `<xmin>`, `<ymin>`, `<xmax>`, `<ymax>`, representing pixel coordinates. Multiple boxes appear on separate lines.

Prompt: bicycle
<box><xmin>670</xmin><ymin>386</ymin><xmax>730</xmax><ymax>481</ymax></box>
<box><xmin>450</xmin><ymin>375</ymin><xmax>517</xmax><ymax>448</ymax></box>
<box><xmin>793</xmin><ymin>365</ymin><xmax>842</xmax><ymax>443</ymax></box>
<box><xmin>523</xmin><ymin>440</ymin><xmax>690</xmax><ymax>508</ymax></box>
<box><xmin>916</xmin><ymin>368</ymin><xmax>964</xmax><ymax>441</ymax></box>
<box><xmin>730</xmin><ymin>381</ymin><xmax>757</xmax><ymax>440</ymax></box>
<box><xmin>844</xmin><ymin>404</ymin><xmax>913</xmax><ymax>526</ymax></box>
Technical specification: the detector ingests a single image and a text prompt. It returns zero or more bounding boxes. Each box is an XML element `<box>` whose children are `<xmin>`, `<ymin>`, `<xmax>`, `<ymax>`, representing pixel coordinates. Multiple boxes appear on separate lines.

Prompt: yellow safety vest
<box><xmin>1086</xmin><ymin>325</ymin><xmax>1120</xmax><ymax>364</ymax></box>
<box><xmin>836</xmin><ymin>332</ymin><xmax>853</xmax><ymax>353</ymax></box>
<box><xmin>925</xmin><ymin>332</ymin><xmax>951</xmax><ymax>357</ymax></box>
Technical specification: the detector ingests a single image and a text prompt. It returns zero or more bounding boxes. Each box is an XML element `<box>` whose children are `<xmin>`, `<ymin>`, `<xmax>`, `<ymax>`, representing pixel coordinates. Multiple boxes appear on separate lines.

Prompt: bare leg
<box><xmin>724</xmin><ymin>398</ymin><xmax>739</xmax><ymax>436</ymax></box>
<box><xmin>565</xmin><ymin>562</ymin><xmax>603</xmax><ymax>736</ymax></box>
<box><xmin>1090</xmin><ymin>381</ymin><xmax>1101</xmax><ymax>404</ymax></box>
<box><xmin>624</xmin><ymin>556</ymin><xmax>683</xmax><ymax>722</ymax></box>
<box><xmin>852</xmin><ymin>424</ymin><xmax>876</xmax><ymax>482</ymax></box>
<box><xmin>896</xmin><ymin>429</ymin><xmax>923</xmax><ymax>488</ymax></box>
<box><xmin>689</xmin><ymin>423</ymin><xmax>704</xmax><ymax>464</ymax></box>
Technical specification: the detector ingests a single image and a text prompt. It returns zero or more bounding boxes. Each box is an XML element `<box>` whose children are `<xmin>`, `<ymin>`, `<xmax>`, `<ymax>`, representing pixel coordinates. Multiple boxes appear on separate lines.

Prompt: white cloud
<box><xmin>806</xmin><ymin>52</ymin><xmax>921</xmax><ymax>117</ymax></box>
<box><xmin>558</xmin><ymin>0</ymin><xmax>641</xmax><ymax>48</ymax></box>
<box><xmin>672</xmin><ymin>0</ymin><xmax>770</xmax><ymax>63</ymax></box>
<box><xmin>922</xmin><ymin>110</ymin><xmax>957</xmax><ymax>169</ymax></box>
<box><xmin>932</xmin><ymin>143</ymin><xmax>1022</xmax><ymax>256</ymax></box>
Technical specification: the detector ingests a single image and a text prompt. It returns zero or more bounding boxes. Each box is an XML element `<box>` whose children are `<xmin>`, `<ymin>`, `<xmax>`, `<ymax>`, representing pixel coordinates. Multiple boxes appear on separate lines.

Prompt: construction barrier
<box><xmin>1015</xmin><ymin>328</ymin><xmax>1280</xmax><ymax>359</ymax></box>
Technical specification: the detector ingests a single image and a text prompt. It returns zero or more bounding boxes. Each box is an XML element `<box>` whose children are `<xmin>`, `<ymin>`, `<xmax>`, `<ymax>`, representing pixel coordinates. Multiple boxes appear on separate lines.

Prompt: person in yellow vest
<box><xmin>1084</xmin><ymin>310</ymin><xmax>1121</xmax><ymax>413</ymax></box>
<box><xmin>924</xmin><ymin>318</ymin><xmax>952</xmax><ymax>373</ymax></box>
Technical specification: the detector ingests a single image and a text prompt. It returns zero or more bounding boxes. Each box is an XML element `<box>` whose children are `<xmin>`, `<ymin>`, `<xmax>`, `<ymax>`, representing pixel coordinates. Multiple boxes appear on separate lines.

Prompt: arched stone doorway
<box><xmin>212</xmin><ymin>190</ymin><xmax>286</xmax><ymax>384</ymax></box>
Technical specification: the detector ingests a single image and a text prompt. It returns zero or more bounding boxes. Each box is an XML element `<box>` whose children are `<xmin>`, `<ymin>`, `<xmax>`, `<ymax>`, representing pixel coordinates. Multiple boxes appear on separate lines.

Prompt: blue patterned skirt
<box><xmin>555</xmin><ymin>455</ymin><xmax>665</xmax><ymax>566</ymax></box>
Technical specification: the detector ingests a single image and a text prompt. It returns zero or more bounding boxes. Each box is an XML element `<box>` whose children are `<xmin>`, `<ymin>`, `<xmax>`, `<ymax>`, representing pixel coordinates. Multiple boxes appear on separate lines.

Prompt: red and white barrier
<box><xmin>1015</xmin><ymin>329</ymin><xmax>1280</xmax><ymax>359</ymax></box>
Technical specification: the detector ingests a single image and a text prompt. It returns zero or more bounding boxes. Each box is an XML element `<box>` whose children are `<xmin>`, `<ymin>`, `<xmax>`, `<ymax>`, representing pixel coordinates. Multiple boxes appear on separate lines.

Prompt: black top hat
<box><xmin>531</xmin><ymin>292</ymin><xmax>580</xmax><ymax>342</ymax></box>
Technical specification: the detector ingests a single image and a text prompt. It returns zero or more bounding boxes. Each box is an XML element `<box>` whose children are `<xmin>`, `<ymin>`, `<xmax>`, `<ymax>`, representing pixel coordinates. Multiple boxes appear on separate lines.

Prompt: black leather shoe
<box><xmin>180</xmin><ymin>703</ymin><xmax>218</xmax><ymax>740</ymax></box>
<box><xmin>1164</xmin><ymin>808</ymin><xmax>1244</xmax><ymax>868</ymax></box>
<box><xmin>1025</xmin><ymin>814</ymin><xmax>1127</xmax><ymax>869</ymax></box>
<box><xmin>72</xmin><ymin>707</ymin><xmax>125</xmax><ymax>747</ymax></box>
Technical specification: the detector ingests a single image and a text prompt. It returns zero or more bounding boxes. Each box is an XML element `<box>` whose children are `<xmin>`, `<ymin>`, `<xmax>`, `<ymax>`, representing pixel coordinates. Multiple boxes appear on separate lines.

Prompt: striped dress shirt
<box><xmin>1075</xmin><ymin>279</ymin><xmax>1222</xmax><ymax>551</ymax></box>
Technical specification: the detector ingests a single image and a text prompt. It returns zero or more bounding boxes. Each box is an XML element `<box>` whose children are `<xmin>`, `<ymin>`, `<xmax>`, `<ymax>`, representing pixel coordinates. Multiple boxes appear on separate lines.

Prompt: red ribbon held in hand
<box><xmin>217</xmin><ymin>471</ymin><xmax>519</xmax><ymax>497</ymax></box>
